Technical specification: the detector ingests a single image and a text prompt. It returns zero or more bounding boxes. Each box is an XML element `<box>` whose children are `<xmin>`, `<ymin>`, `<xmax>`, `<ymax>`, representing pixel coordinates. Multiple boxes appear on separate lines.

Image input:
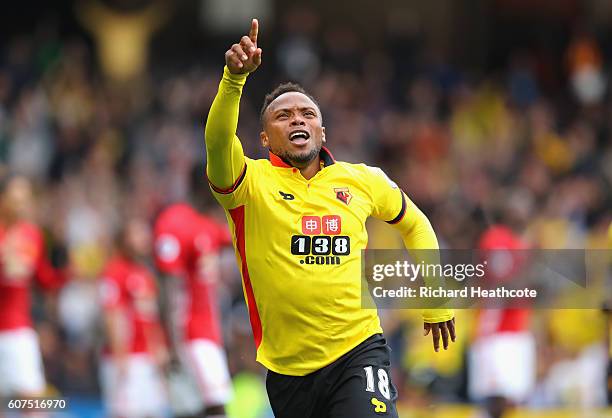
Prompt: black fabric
<box><xmin>386</xmin><ymin>191</ymin><xmax>406</xmax><ymax>225</ymax></box>
<box><xmin>320</xmin><ymin>147</ymin><xmax>335</xmax><ymax>167</ymax></box>
<box><xmin>266</xmin><ymin>334</ymin><xmax>399</xmax><ymax>418</ymax></box>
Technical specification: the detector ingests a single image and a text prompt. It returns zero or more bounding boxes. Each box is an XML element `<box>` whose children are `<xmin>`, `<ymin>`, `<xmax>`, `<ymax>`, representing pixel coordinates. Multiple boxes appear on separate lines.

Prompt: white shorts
<box><xmin>180</xmin><ymin>339</ymin><xmax>233</xmax><ymax>407</ymax></box>
<box><xmin>468</xmin><ymin>332</ymin><xmax>536</xmax><ymax>403</ymax></box>
<box><xmin>100</xmin><ymin>354</ymin><xmax>168</xmax><ymax>418</ymax></box>
<box><xmin>0</xmin><ymin>328</ymin><xmax>46</xmax><ymax>396</ymax></box>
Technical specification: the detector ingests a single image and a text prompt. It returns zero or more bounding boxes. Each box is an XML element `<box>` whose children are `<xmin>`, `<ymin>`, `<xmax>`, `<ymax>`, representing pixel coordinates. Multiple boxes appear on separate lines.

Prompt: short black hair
<box><xmin>260</xmin><ymin>82</ymin><xmax>321</xmax><ymax>124</ymax></box>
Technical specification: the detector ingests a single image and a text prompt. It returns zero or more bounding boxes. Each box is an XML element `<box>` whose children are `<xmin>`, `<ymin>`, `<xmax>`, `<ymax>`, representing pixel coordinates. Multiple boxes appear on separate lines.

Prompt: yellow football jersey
<box><xmin>211</xmin><ymin>149</ymin><xmax>410</xmax><ymax>375</ymax></box>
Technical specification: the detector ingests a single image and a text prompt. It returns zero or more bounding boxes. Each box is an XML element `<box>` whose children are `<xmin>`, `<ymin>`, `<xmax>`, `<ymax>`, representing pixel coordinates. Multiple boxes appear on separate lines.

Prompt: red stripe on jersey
<box><xmin>229</xmin><ymin>206</ymin><xmax>262</xmax><ymax>348</ymax></box>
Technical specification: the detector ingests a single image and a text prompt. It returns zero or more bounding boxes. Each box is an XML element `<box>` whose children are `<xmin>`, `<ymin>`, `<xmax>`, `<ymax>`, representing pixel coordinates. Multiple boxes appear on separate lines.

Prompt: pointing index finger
<box><xmin>249</xmin><ymin>18</ymin><xmax>258</xmax><ymax>44</ymax></box>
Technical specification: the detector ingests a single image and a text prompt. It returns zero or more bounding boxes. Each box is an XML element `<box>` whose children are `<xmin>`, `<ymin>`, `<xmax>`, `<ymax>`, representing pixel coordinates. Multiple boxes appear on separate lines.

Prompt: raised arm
<box><xmin>205</xmin><ymin>18</ymin><xmax>262</xmax><ymax>190</ymax></box>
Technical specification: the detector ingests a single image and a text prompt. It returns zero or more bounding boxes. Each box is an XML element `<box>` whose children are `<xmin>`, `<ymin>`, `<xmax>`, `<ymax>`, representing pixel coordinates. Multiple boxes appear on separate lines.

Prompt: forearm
<box><xmin>144</xmin><ymin>321</ymin><xmax>167</xmax><ymax>362</ymax></box>
<box><xmin>205</xmin><ymin>66</ymin><xmax>249</xmax><ymax>189</ymax></box>
<box><xmin>105</xmin><ymin>311</ymin><xmax>128</xmax><ymax>360</ymax></box>
<box><xmin>394</xmin><ymin>193</ymin><xmax>438</xmax><ymax>251</ymax></box>
<box><xmin>158</xmin><ymin>275</ymin><xmax>184</xmax><ymax>359</ymax></box>
<box><xmin>394</xmin><ymin>195</ymin><xmax>454</xmax><ymax>322</ymax></box>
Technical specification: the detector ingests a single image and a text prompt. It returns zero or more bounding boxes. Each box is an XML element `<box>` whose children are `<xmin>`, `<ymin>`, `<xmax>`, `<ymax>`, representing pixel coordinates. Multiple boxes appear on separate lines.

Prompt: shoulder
<box><xmin>245</xmin><ymin>156</ymin><xmax>273</xmax><ymax>172</ymax></box>
<box><xmin>10</xmin><ymin>222</ymin><xmax>44</xmax><ymax>255</ymax></box>
<box><xmin>15</xmin><ymin>221</ymin><xmax>43</xmax><ymax>241</ymax></box>
<box><xmin>103</xmin><ymin>257</ymin><xmax>125</xmax><ymax>281</ymax></box>
<box><xmin>155</xmin><ymin>204</ymin><xmax>198</xmax><ymax>241</ymax></box>
<box><xmin>156</xmin><ymin>204</ymin><xmax>197</xmax><ymax>228</ymax></box>
<box><xmin>334</xmin><ymin>161</ymin><xmax>369</xmax><ymax>174</ymax></box>
<box><xmin>194</xmin><ymin>215</ymin><xmax>226</xmax><ymax>249</ymax></box>
<box><xmin>128</xmin><ymin>262</ymin><xmax>155</xmax><ymax>288</ymax></box>
<box><xmin>332</xmin><ymin>161</ymin><xmax>394</xmax><ymax>183</ymax></box>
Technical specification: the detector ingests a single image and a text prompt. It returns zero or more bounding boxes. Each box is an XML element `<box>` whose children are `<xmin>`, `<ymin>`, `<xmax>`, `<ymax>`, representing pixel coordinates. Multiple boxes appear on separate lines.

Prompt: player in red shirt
<box><xmin>99</xmin><ymin>217</ymin><xmax>169</xmax><ymax>418</ymax></box>
<box><xmin>469</xmin><ymin>225</ymin><xmax>535</xmax><ymax>418</ymax></box>
<box><xmin>0</xmin><ymin>175</ymin><xmax>66</xmax><ymax>398</ymax></box>
<box><xmin>154</xmin><ymin>202</ymin><xmax>233</xmax><ymax>418</ymax></box>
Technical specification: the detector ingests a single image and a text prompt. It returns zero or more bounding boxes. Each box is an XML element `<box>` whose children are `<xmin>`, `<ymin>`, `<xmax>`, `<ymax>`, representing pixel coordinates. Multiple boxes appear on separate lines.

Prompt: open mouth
<box><xmin>289</xmin><ymin>130</ymin><xmax>310</xmax><ymax>145</ymax></box>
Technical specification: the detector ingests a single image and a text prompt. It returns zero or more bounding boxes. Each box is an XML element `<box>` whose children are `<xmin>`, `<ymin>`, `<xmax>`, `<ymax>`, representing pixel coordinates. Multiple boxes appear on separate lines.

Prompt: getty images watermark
<box><xmin>370</xmin><ymin>259</ymin><xmax>536</xmax><ymax>299</ymax></box>
<box><xmin>361</xmin><ymin>250</ymin><xmax>609</xmax><ymax>309</ymax></box>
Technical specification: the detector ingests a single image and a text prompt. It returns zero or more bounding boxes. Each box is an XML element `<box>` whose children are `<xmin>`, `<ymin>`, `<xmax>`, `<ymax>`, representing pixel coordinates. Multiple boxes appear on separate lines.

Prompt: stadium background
<box><xmin>1</xmin><ymin>0</ymin><xmax>612</xmax><ymax>416</ymax></box>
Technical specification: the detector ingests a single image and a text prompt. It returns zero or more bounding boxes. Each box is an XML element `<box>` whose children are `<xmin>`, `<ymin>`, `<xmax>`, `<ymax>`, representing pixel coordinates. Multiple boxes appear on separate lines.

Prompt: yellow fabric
<box><xmin>389</xmin><ymin>192</ymin><xmax>453</xmax><ymax>323</ymax></box>
<box><xmin>204</xmin><ymin>69</ymin><xmax>453</xmax><ymax>375</ymax></box>
<box><xmin>205</xmin><ymin>67</ymin><xmax>249</xmax><ymax>189</ymax></box>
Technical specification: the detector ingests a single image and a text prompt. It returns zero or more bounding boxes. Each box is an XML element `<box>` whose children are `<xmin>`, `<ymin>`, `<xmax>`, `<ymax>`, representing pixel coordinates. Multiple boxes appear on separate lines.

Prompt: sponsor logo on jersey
<box><xmin>279</xmin><ymin>191</ymin><xmax>295</xmax><ymax>200</ymax></box>
<box><xmin>293</xmin><ymin>216</ymin><xmax>349</xmax><ymax>265</ymax></box>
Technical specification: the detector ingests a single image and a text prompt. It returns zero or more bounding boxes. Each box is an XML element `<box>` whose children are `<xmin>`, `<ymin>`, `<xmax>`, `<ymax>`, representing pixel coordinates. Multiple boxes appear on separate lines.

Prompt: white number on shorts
<box><xmin>378</xmin><ymin>368</ymin><xmax>391</xmax><ymax>400</ymax></box>
<box><xmin>364</xmin><ymin>366</ymin><xmax>391</xmax><ymax>400</ymax></box>
<box><xmin>364</xmin><ymin>366</ymin><xmax>375</xmax><ymax>392</ymax></box>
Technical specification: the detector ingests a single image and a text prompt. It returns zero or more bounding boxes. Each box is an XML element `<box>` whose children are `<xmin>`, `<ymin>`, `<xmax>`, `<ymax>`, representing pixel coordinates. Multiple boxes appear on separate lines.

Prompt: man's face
<box><xmin>261</xmin><ymin>92</ymin><xmax>325</xmax><ymax>167</ymax></box>
<box><xmin>2</xmin><ymin>177</ymin><xmax>34</xmax><ymax>220</ymax></box>
<box><xmin>124</xmin><ymin>218</ymin><xmax>152</xmax><ymax>258</ymax></box>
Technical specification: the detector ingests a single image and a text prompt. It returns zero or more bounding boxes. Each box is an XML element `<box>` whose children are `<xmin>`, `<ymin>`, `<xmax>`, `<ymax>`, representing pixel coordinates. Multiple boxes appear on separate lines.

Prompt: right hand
<box><xmin>424</xmin><ymin>317</ymin><xmax>456</xmax><ymax>352</ymax></box>
<box><xmin>225</xmin><ymin>18</ymin><xmax>262</xmax><ymax>74</ymax></box>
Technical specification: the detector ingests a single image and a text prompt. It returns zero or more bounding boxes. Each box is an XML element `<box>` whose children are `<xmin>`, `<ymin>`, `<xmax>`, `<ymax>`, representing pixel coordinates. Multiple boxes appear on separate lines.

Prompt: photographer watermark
<box><xmin>361</xmin><ymin>249</ymin><xmax>608</xmax><ymax>309</ymax></box>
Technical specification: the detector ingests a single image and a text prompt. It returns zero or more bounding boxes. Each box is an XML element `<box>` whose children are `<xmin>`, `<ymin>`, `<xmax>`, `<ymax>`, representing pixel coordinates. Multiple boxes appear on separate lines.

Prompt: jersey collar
<box><xmin>269</xmin><ymin>147</ymin><xmax>336</xmax><ymax>168</ymax></box>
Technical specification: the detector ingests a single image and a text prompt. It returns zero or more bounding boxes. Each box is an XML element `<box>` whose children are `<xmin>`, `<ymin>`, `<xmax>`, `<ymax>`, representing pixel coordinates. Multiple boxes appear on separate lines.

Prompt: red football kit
<box><xmin>154</xmin><ymin>203</ymin><xmax>231</xmax><ymax>344</ymax></box>
<box><xmin>0</xmin><ymin>221</ymin><xmax>64</xmax><ymax>331</ymax></box>
<box><xmin>99</xmin><ymin>255</ymin><xmax>161</xmax><ymax>354</ymax></box>
<box><xmin>477</xmin><ymin>225</ymin><xmax>530</xmax><ymax>336</ymax></box>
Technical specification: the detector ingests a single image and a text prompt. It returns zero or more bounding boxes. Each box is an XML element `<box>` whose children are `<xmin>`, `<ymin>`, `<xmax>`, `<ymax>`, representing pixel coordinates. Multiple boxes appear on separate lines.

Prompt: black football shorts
<box><xmin>266</xmin><ymin>334</ymin><xmax>399</xmax><ymax>418</ymax></box>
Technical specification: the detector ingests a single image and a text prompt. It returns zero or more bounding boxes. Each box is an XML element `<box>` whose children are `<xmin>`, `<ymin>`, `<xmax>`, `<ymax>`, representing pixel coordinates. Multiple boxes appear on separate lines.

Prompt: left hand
<box><xmin>424</xmin><ymin>317</ymin><xmax>456</xmax><ymax>352</ymax></box>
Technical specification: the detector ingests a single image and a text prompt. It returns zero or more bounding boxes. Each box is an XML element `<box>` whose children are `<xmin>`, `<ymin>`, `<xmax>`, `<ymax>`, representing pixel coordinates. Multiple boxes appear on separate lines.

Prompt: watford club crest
<box><xmin>334</xmin><ymin>187</ymin><xmax>352</xmax><ymax>205</ymax></box>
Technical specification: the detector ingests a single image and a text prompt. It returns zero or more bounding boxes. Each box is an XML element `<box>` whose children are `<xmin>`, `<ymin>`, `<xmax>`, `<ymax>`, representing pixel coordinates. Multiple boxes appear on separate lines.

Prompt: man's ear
<box><xmin>322</xmin><ymin>126</ymin><xmax>326</xmax><ymax>143</ymax></box>
<box><xmin>260</xmin><ymin>131</ymin><xmax>269</xmax><ymax>147</ymax></box>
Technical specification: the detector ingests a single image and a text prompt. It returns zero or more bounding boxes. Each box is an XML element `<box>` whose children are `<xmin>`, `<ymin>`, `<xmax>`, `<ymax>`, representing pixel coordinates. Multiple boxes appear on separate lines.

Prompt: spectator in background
<box><xmin>566</xmin><ymin>27</ymin><xmax>606</xmax><ymax>106</ymax></box>
<box><xmin>99</xmin><ymin>217</ymin><xmax>168</xmax><ymax>418</ymax></box>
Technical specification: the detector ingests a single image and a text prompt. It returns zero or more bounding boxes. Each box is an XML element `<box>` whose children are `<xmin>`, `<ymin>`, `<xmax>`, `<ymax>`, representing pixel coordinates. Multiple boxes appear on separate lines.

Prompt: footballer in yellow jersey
<box><xmin>205</xmin><ymin>19</ymin><xmax>455</xmax><ymax>418</ymax></box>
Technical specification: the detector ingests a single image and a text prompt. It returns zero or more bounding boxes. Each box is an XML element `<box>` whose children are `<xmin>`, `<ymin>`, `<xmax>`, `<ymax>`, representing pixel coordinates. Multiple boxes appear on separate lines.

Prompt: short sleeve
<box><xmin>365</xmin><ymin>165</ymin><xmax>406</xmax><ymax>224</ymax></box>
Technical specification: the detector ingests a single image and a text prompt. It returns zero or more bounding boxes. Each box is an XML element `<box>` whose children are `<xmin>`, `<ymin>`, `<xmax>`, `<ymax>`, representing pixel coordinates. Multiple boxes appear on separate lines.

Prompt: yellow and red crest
<box><xmin>334</xmin><ymin>187</ymin><xmax>352</xmax><ymax>205</ymax></box>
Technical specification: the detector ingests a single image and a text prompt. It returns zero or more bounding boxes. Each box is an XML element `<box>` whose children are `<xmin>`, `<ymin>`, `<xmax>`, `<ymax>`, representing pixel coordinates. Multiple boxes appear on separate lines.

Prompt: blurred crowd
<box><xmin>0</xmin><ymin>3</ymin><xmax>611</xmax><ymax>416</ymax></box>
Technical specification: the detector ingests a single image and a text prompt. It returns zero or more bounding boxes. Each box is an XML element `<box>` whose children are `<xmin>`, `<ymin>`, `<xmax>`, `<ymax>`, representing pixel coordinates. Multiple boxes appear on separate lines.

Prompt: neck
<box><xmin>117</xmin><ymin>248</ymin><xmax>135</xmax><ymax>261</ymax></box>
<box><xmin>2</xmin><ymin>214</ymin><xmax>18</xmax><ymax>227</ymax></box>
<box><xmin>294</xmin><ymin>155</ymin><xmax>321</xmax><ymax>180</ymax></box>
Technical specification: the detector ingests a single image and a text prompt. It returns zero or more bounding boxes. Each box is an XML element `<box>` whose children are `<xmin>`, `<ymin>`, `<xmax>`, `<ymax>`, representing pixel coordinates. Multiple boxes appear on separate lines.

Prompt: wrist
<box><xmin>223</xmin><ymin>66</ymin><xmax>249</xmax><ymax>81</ymax></box>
